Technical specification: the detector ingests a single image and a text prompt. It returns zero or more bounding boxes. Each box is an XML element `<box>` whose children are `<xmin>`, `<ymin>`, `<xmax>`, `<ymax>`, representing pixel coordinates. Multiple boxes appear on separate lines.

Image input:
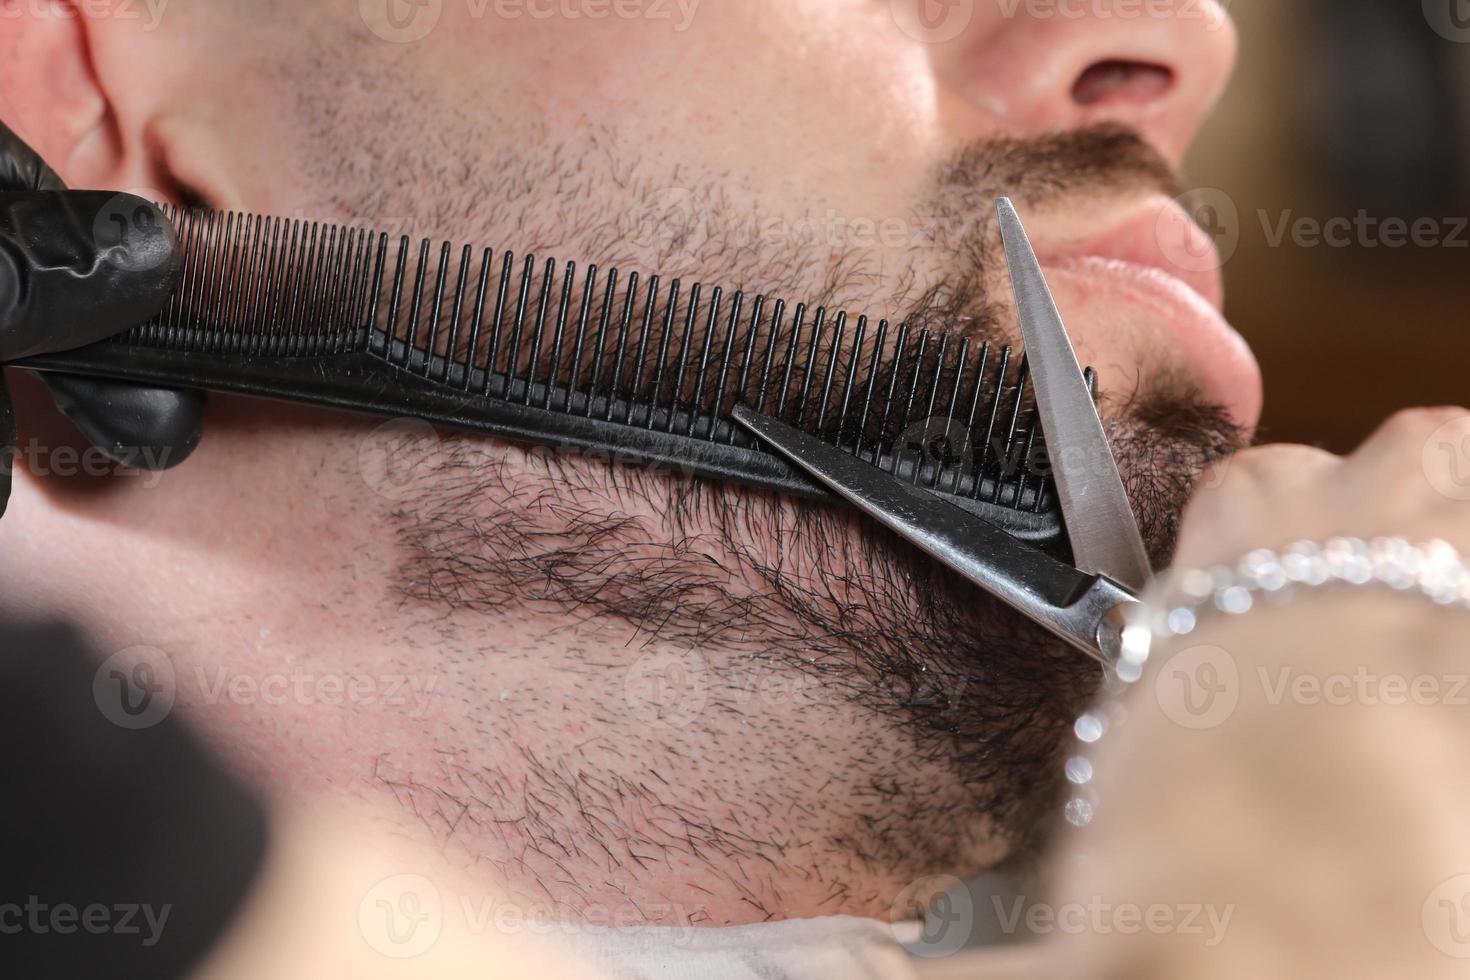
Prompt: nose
<box><xmin>932</xmin><ymin>0</ymin><xmax>1237</xmax><ymax>167</ymax></box>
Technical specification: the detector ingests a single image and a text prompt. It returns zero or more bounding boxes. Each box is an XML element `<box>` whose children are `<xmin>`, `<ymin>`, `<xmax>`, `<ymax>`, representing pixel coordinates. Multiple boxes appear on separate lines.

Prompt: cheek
<box><xmin>4</xmin><ymin>395</ymin><xmax>407</xmax><ymax>643</ymax></box>
<box><xmin>438</xmin><ymin>1</ymin><xmax>948</xmax><ymax>218</ymax></box>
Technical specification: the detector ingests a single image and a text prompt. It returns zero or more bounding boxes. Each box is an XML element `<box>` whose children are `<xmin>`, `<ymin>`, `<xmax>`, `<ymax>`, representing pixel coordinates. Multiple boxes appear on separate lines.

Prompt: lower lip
<box><xmin>1040</xmin><ymin>255</ymin><xmax>1263</xmax><ymax>428</ymax></box>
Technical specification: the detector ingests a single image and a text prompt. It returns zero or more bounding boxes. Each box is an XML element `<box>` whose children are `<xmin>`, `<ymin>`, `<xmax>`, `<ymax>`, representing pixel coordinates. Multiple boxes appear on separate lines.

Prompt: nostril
<box><xmin>1072</xmin><ymin>60</ymin><xmax>1174</xmax><ymax>106</ymax></box>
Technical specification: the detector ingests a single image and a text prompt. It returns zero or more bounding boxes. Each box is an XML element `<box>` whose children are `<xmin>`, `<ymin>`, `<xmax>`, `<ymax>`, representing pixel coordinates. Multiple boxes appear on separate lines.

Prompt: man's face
<box><xmin>199</xmin><ymin>0</ymin><xmax>1256</xmax><ymax>425</ymax></box>
<box><xmin>4</xmin><ymin>0</ymin><xmax>1256</xmax><ymax>925</ymax></box>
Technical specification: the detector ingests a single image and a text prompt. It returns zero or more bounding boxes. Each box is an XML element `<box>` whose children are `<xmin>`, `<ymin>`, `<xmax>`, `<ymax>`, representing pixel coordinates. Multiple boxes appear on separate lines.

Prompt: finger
<box><xmin>1349</xmin><ymin>407</ymin><xmax>1470</xmax><ymax>500</ymax></box>
<box><xmin>0</xmin><ymin>121</ymin><xmax>64</xmax><ymax>192</ymax></box>
<box><xmin>41</xmin><ymin>374</ymin><xmax>205</xmax><ymax>470</ymax></box>
<box><xmin>1345</xmin><ymin>407</ymin><xmax>1470</xmax><ymax>545</ymax></box>
<box><xmin>1173</xmin><ymin>444</ymin><xmax>1342</xmax><ymax>568</ymax></box>
<box><xmin>0</xmin><ymin>190</ymin><xmax>179</xmax><ymax>360</ymax></box>
<box><xmin>1352</xmin><ymin>407</ymin><xmax>1470</xmax><ymax>466</ymax></box>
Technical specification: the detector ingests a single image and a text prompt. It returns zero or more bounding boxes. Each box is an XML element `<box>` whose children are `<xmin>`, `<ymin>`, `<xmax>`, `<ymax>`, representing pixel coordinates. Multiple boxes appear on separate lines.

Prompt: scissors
<box><xmin>733</xmin><ymin>198</ymin><xmax>1148</xmax><ymax>666</ymax></box>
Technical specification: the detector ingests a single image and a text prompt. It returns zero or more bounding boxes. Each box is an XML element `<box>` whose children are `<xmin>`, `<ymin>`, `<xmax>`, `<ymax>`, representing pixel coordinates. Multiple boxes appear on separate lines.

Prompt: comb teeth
<box><xmin>43</xmin><ymin>206</ymin><xmax>1080</xmax><ymax>523</ymax></box>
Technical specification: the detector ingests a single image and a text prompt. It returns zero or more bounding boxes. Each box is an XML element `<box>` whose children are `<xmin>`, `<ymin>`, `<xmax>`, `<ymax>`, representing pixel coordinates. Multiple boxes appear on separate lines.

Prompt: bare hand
<box><xmin>1048</xmin><ymin>408</ymin><xmax>1470</xmax><ymax>979</ymax></box>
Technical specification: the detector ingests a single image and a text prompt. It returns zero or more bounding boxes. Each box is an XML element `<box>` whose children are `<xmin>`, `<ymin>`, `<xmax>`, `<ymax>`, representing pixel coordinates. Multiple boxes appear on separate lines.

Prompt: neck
<box><xmin>2</xmin><ymin>395</ymin><xmax>1010</xmax><ymax>924</ymax></box>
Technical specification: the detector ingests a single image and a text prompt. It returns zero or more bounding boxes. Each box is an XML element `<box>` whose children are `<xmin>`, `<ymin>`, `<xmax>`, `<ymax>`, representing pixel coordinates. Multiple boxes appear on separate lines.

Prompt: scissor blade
<box><xmin>996</xmin><ymin>198</ymin><xmax>1151</xmax><ymax>591</ymax></box>
<box><xmin>732</xmin><ymin>405</ymin><xmax>1130</xmax><ymax>663</ymax></box>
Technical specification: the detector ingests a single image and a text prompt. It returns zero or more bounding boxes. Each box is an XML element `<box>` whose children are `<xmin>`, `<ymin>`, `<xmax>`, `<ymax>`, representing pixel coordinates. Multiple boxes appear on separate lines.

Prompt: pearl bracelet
<box><xmin>1062</xmin><ymin>536</ymin><xmax>1470</xmax><ymax>828</ymax></box>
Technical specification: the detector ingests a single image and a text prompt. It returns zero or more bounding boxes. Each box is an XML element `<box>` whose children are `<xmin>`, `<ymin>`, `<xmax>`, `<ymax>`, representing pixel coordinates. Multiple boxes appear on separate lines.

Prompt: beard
<box><xmin>279</xmin><ymin>58</ymin><xmax>1247</xmax><ymax>880</ymax></box>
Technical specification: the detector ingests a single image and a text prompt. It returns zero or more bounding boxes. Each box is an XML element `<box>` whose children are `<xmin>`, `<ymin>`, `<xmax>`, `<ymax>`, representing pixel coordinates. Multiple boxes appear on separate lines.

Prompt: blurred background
<box><xmin>1189</xmin><ymin>0</ymin><xmax>1470</xmax><ymax>452</ymax></box>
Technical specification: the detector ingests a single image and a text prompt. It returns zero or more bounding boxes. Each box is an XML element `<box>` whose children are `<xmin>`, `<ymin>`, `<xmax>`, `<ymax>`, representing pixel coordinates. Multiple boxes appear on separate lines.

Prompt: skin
<box><xmin>1046</xmin><ymin>410</ymin><xmax>1470</xmax><ymax>979</ymax></box>
<box><xmin>196</xmin><ymin>807</ymin><xmax>601</xmax><ymax>979</ymax></box>
<box><xmin>189</xmin><ymin>420</ymin><xmax>1470</xmax><ymax>979</ymax></box>
<box><xmin>0</xmin><ymin>0</ymin><xmax>1256</xmax><ymax>927</ymax></box>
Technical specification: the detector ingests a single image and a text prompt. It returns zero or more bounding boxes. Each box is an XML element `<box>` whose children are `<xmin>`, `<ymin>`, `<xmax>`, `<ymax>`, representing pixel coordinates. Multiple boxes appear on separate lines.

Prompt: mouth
<box><xmin>1030</xmin><ymin>194</ymin><xmax>1264</xmax><ymax>429</ymax></box>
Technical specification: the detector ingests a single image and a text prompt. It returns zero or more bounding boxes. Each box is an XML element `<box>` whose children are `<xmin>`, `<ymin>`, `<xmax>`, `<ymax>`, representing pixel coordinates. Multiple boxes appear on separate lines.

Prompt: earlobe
<box><xmin>0</xmin><ymin>1</ymin><xmax>123</xmax><ymax>187</ymax></box>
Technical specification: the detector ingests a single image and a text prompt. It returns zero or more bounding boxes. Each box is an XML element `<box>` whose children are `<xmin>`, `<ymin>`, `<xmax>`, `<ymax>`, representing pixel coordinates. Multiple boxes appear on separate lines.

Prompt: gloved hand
<box><xmin>0</xmin><ymin>122</ymin><xmax>204</xmax><ymax>518</ymax></box>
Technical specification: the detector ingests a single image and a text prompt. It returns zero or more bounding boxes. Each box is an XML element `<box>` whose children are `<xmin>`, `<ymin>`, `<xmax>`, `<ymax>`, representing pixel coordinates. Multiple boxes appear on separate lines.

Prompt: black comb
<box><xmin>21</xmin><ymin>206</ymin><xmax>1096</xmax><ymax>547</ymax></box>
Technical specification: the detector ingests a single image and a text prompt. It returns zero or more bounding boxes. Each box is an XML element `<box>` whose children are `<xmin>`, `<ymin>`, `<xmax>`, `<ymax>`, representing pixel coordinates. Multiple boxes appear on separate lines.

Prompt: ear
<box><xmin>0</xmin><ymin>1</ymin><xmax>173</xmax><ymax>195</ymax></box>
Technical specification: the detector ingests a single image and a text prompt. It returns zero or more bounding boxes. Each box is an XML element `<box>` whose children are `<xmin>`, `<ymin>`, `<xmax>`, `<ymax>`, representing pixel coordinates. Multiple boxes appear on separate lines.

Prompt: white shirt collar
<box><xmin>556</xmin><ymin>914</ymin><xmax>921</xmax><ymax>980</ymax></box>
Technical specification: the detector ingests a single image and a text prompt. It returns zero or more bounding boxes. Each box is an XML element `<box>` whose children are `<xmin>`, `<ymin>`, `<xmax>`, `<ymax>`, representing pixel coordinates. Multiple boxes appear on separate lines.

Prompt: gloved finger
<box><xmin>41</xmin><ymin>374</ymin><xmax>205</xmax><ymax>471</ymax></box>
<box><xmin>0</xmin><ymin>121</ymin><xmax>64</xmax><ymax>192</ymax></box>
<box><xmin>0</xmin><ymin>190</ymin><xmax>179</xmax><ymax>360</ymax></box>
<box><xmin>0</xmin><ymin>122</ymin><xmax>204</xmax><ymax>481</ymax></box>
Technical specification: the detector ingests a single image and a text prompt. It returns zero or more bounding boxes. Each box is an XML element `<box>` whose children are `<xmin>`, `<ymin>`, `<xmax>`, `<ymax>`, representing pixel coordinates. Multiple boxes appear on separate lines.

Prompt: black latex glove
<box><xmin>0</xmin><ymin>123</ymin><xmax>204</xmax><ymax>519</ymax></box>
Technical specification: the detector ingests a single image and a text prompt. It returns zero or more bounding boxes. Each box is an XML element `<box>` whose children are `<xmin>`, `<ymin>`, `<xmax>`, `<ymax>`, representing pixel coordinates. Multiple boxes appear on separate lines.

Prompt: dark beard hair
<box><xmin>372</xmin><ymin>125</ymin><xmax>1247</xmax><ymax>882</ymax></box>
<box><xmin>258</xmin><ymin>19</ymin><xmax>1256</xmax><ymax>880</ymax></box>
<box><xmin>387</xmin><ymin>368</ymin><xmax>1243</xmax><ymax>878</ymax></box>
